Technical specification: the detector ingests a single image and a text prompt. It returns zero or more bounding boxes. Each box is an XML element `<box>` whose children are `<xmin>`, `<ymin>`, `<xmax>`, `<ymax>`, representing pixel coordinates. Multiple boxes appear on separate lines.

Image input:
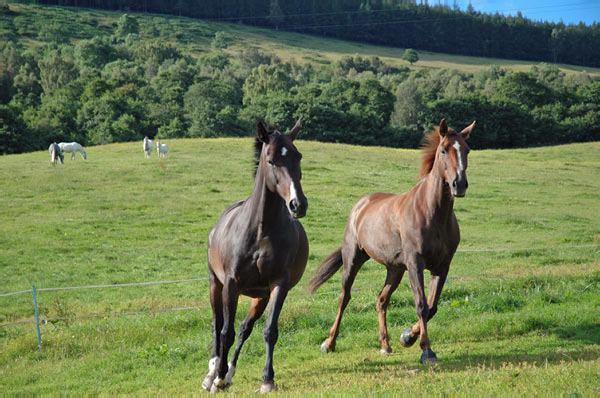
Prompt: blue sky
<box><xmin>452</xmin><ymin>0</ymin><xmax>599</xmax><ymax>25</ymax></box>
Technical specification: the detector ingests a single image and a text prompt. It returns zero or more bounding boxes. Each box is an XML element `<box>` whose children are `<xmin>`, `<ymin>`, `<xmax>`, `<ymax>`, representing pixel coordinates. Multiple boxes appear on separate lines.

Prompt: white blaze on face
<box><xmin>289</xmin><ymin>180</ymin><xmax>298</xmax><ymax>204</ymax></box>
<box><xmin>453</xmin><ymin>141</ymin><xmax>464</xmax><ymax>173</ymax></box>
<box><xmin>281</xmin><ymin>147</ymin><xmax>288</xmax><ymax>157</ymax></box>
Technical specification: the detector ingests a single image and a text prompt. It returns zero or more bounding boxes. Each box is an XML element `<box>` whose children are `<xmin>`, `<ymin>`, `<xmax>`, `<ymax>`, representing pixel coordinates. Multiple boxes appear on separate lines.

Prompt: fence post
<box><xmin>32</xmin><ymin>285</ymin><xmax>42</xmax><ymax>352</ymax></box>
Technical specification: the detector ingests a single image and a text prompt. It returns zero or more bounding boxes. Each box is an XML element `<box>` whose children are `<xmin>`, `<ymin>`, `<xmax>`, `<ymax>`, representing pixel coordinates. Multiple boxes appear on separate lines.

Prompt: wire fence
<box><xmin>1</xmin><ymin>243</ymin><xmax>598</xmax><ymax>349</ymax></box>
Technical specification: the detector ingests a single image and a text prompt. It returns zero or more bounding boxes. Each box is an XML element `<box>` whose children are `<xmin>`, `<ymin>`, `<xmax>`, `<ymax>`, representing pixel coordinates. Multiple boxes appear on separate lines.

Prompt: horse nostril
<box><xmin>289</xmin><ymin>199</ymin><xmax>298</xmax><ymax>212</ymax></box>
<box><xmin>452</xmin><ymin>179</ymin><xmax>458</xmax><ymax>188</ymax></box>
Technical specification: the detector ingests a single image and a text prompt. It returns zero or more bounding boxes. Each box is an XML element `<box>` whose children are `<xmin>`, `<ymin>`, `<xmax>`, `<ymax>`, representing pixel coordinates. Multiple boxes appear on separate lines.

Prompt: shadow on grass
<box><xmin>322</xmin><ymin>321</ymin><xmax>600</xmax><ymax>374</ymax></box>
<box><xmin>552</xmin><ymin>321</ymin><xmax>600</xmax><ymax>345</ymax></box>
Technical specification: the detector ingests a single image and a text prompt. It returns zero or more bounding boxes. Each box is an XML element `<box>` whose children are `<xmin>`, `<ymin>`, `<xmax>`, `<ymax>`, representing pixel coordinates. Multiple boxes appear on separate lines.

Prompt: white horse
<box><xmin>49</xmin><ymin>143</ymin><xmax>64</xmax><ymax>165</ymax></box>
<box><xmin>143</xmin><ymin>136</ymin><xmax>153</xmax><ymax>158</ymax></box>
<box><xmin>58</xmin><ymin>142</ymin><xmax>87</xmax><ymax>160</ymax></box>
<box><xmin>157</xmin><ymin>140</ymin><xmax>168</xmax><ymax>158</ymax></box>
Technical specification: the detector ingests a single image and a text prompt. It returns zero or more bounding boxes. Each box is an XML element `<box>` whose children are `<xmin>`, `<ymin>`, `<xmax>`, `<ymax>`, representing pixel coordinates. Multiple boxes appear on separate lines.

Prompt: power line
<box><xmin>195</xmin><ymin>2</ymin><xmax>600</xmax><ymax>30</ymax></box>
<box><xmin>275</xmin><ymin>5</ymin><xmax>600</xmax><ymax>31</ymax></box>
<box><xmin>197</xmin><ymin>1</ymin><xmax>595</xmax><ymax>24</ymax></box>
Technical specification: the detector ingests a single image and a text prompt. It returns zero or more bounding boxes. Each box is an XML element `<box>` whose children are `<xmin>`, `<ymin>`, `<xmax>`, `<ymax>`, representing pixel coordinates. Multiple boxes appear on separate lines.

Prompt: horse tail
<box><xmin>309</xmin><ymin>247</ymin><xmax>343</xmax><ymax>294</ymax></box>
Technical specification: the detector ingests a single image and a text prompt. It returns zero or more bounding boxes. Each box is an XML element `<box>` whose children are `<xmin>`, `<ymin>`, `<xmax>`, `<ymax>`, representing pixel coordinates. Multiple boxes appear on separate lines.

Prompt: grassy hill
<box><xmin>4</xmin><ymin>3</ymin><xmax>600</xmax><ymax>77</ymax></box>
<box><xmin>1</xmin><ymin>137</ymin><xmax>599</xmax><ymax>394</ymax></box>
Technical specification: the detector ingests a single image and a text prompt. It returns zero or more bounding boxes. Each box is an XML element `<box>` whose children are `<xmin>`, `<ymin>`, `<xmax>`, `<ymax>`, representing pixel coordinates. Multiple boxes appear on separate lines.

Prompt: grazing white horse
<box><xmin>49</xmin><ymin>143</ymin><xmax>64</xmax><ymax>165</ymax></box>
<box><xmin>58</xmin><ymin>142</ymin><xmax>87</xmax><ymax>160</ymax></box>
<box><xmin>143</xmin><ymin>136</ymin><xmax>153</xmax><ymax>158</ymax></box>
<box><xmin>156</xmin><ymin>140</ymin><xmax>168</xmax><ymax>158</ymax></box>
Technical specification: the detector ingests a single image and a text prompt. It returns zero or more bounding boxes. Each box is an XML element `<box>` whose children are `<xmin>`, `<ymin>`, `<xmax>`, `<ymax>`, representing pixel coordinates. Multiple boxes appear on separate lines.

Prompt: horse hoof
<box><xmin>380</xmin><ymin>347</ymin><xmax>393</xmax><ymax>354</ymax></box>
<box><xmin>260</xmin><ymin>382</ymin><xmax>278</xmax><ymax>394</ymax></box>
<box><xmin>321</xmin><ymin>341</ymin><xmax>334</xmax><ymax>353</ymax></box>
<box><xmin>420</xmin><ymin>348</ymin><xmax>439</xmax><ymax>364</ymax></box>
<box><xmin>209</xmin><ymin>377</ymin><xmax>229</xmax><ymax>394</ymax></box>
<box><xmin>202</xmin><ymin>374</ymin><xmax>215</xmax><ymax>391</ymax></box>
<box><xmin>400</xmin><ymin>328</ymin><xmax>418</xmax><ymax>348</ymax></box>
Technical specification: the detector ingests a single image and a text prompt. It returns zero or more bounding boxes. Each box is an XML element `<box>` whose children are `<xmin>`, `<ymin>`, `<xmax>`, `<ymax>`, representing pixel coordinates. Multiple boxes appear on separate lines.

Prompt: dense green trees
<box><xmin>1</xmin><ymin>9</ymin><xmax>599</xmax><ymax>155</ymax></box>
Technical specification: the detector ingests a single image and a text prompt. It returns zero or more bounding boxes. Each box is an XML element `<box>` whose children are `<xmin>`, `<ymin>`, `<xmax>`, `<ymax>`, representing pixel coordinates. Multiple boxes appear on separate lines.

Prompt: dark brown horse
<box><xmin>202</xmin><ymin>118</ymin><xmax>309</xmax><ymax>393</ymax></box>
<box><xmin>309</xmin><ymin>119</ymin><xmax>475</xmax><ymax>363</ymax></box>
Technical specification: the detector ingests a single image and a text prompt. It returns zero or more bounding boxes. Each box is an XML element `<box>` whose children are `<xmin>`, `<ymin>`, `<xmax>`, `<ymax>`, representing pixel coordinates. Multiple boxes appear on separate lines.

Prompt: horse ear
<box><xmin>257</xmin><ymin>121</ymin><xmax>270</xmax><ymax>143</ymax></box>
<box><xmin>288</xmin><ymin>117</ymin><xmax>302</xmax><ymax>141</ymax></box>
<box><xmin>460</xmin><ymin>121</ymin><xmax>476</xmax><ymax>140</ymax></box>
<box><xmin>439</xmin><ymin>119</ymin><xmax>448</xmax><ymax>137</ymax></box>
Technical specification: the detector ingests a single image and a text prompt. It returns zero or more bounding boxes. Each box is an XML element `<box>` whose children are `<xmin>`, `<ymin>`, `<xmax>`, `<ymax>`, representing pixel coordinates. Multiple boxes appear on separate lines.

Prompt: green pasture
<box><xmin>1</xmin><ymin>138</ymin><xmax>599</xmax><ymax>395</ymax></box>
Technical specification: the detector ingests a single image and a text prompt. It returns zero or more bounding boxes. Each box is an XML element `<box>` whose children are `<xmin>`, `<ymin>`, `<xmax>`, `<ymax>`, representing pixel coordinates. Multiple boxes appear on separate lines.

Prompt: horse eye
<box><xmin>441</xmin><ymin>149</ymin><xmax>447</xmax><ymax>155</ymax></box>
<box><xmin>267</xmin><ymin>159</ymin><xmax>275</xmax><ymax>166</ymax></box>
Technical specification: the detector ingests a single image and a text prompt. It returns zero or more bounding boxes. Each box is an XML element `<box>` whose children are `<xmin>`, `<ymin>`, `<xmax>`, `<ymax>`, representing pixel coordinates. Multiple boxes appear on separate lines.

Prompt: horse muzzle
<box><xmin>288</xmin><ymin>197</ymin><xmax>308</xmax><ymax>219</ymax></box>
<box><xmin>451</xmin><ymin>177</ymin><xmax>468</xmax><ymax>198</ymax></box>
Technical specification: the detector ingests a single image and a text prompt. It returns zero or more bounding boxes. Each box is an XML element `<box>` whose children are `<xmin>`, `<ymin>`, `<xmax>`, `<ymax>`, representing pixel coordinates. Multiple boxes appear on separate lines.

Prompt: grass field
<box><xmin>5</xmin><ymin>3</ymin><xmax>600</xmax><ymax>78</ymax></box>
<box><xmin>1</xmin><ymin>137</ymin><xmax>599</xmax><ymax>395</ymax></box>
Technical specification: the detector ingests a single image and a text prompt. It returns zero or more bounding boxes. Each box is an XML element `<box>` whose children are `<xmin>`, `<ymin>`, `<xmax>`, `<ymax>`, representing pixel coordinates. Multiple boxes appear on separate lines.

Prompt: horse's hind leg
<box><xmin>260</xmin><ymin>283</ymin><xmax>289</xmax><ymax>393</ymax></box>
<box><xmin>377</xmin><ymin>267</ymin><xmax>404</xmax><ymax>354</ymax></box>
<box><xmin>202</xmin><ymin>271</ymin><xmax>223</xmax><ymax>391</ymax></box>
<box><xmin>321</xmin><ymin>243</ymin><xmax>369</xmax><ymax>353</ymax></box>
<box><xmin>226</xmin><ymin>297</ymin><xmax>268</xmax><ymax>385</ymax></box>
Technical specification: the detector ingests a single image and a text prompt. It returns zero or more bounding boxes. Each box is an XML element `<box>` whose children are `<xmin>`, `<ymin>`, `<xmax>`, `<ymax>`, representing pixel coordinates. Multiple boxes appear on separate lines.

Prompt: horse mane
<box><xmin>419</xmin><ymin>127</ymin><xmax>441</xmax><ymax>178</ymax></box>
<box><xmin>253</xmin><ymin>123</ymin><xmax>280</xmax><ymax>177</ymax></box>
<box><xmin>253</xmin><ymin>138</ymin><xmax>263</xmax><ymax>177</ymax></box>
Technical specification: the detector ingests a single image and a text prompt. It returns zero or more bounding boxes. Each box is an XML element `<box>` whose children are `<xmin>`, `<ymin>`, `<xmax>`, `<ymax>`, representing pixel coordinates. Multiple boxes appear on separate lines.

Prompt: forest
<box><xmin>1</xmin><ymin>5</ymin><xmax>599</xmax><ymax>154</ymax></box>
<box><xmin>25</xmin><ymin>0</ymin><xmax>600</xmax><ymax>68</ymax></box>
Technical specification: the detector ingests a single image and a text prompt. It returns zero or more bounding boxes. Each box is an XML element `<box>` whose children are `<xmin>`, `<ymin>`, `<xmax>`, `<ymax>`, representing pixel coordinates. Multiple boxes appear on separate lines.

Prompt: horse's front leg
<box><xmin>424</xmin><ymin>266</ymin><xmax>449</xmax><ymax>323</ymax></box>
<box><xmin>403</xmin><ymin>255</ymin><xmax>438</xmax><ymax>363</ymax></box>
<box><xmin>210</xmin><ymin>277</ymin><xmax>238</xmax><ymax>393</ymax></box>
<box><xmin>261</xmin><ymin>282</ymin><xmax>289</xmax><ymax>393</ymax></box>
<box><xmin>71</xmin><ymin>152</ymin><xmax>75</xmax><ymax>160</ymax></box>
<box><xmin>226</xmin><ymin>297</ymin><xmax>268</xmax><ymax>386</ymax></box>
<box><xmin>202</xmin><ymin>271</ymin><xmax>223</xmax><ymax>391</ymax></box>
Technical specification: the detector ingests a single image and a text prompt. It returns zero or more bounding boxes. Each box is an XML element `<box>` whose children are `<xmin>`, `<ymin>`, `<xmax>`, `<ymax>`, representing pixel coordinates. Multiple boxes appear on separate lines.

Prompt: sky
<box><xmin>452</xmin><ymin>0</ymin><xmax>599</xmax><ymax>25</ymax></box>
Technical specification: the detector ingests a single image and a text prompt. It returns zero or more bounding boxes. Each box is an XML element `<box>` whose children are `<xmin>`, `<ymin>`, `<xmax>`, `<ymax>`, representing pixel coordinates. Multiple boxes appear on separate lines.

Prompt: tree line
<box><xmin>24</xmin><ymin>0</ymin><xmax>600</xmax><ymax>68</ymax></box>
<box><xmin>1</xmin><ymin>10</ymin><xmax>599</xmax><ymax>155</ymax></box>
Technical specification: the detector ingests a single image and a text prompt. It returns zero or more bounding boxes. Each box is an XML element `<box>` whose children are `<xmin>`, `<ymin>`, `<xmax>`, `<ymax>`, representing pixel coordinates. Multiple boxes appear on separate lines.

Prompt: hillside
<box><xmin>1</xmin><ymin>138</ymin><xmax>599</xmax><ymax>394</ymax></box>
<box><xmin>27</xmin><ymin>0</ymin><xmax>600</xmax><ymax>68</ymax></box>
<box><xmin>4</xmin><ymin>3</ymin><xmax>600</xmax><ymax>76</ymax></box>
<box><xmin>2</xmin><ymin>3</ymin><xmax>600</xmax><ymax>155</ymax></box>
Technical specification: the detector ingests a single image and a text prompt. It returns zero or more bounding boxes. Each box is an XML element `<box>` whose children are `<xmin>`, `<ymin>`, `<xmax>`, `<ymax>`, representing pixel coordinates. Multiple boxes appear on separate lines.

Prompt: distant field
<box><xmin>1</xmin><ymin>138</ymin><xmax>599</xmax><ymax>395</ymax></box>
<box><xmin>5</xmin><ymin>3</ymin><xmax>600</xmax><ymax>77</ymax></box>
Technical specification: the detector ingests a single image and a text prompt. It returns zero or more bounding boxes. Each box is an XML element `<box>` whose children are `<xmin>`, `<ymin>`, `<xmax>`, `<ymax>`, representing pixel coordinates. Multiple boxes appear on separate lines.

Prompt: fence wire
<box><xmin>1</xmin><ymin>243</ymin><xmax>597</xmax><ymax>329</ymax></box>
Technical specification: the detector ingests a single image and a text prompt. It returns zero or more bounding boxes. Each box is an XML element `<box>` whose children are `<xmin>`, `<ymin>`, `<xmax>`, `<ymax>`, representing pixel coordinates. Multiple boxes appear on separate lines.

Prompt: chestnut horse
<box><xmin>203</xmin><ymin>118</ymin><xmax>309</xmax><ymax>393</ymax></box>
<box><xmin>309</xmin><ymin>119</ymin><xmax>475</xmax><ymax>363</ymax></box>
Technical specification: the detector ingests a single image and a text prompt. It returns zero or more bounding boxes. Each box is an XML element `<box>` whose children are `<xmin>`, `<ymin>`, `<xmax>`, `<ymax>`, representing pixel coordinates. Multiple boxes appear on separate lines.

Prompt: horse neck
<box><xmin>245</xmin><ymin>160</ymin><xmax>287</xmax><ymax>230</ymax></box>
<box><xmin>418</xmin><ymin>158</ymin><xmax>455</xmax><ymax>222</ymax></box>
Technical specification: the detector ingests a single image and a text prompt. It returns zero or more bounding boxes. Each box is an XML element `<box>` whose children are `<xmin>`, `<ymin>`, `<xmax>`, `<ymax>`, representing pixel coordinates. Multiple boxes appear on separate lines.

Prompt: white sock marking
<box><xmin>208</xmin><ymin>357</ymin><xmax>217</xmax><ymax>373</ymax></box>
<box><xmin>225</xmin><ymin>362</ymin><xmax>236</xmax><ymax>384</ymax></box>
